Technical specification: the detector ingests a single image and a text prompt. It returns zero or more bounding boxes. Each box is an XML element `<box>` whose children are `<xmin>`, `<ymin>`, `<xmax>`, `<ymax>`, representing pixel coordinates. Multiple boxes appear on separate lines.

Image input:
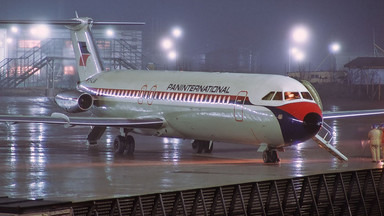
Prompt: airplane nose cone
<box><xmin>303</xmin><ymin>112</ymin><xmax>323</xmax><ymax>135</ymax></box>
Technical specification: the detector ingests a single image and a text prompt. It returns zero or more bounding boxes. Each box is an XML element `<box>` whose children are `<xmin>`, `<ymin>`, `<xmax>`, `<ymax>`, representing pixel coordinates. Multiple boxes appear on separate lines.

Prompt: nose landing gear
<box><xmin>192</xmin><ymin>140</ymin><xmax>214</xmax><ymax>153</ymax></box>
<box><xmin>262</xmin><ymin>149</ymin><xmax>280</xmax><ymax>163</ymax></box>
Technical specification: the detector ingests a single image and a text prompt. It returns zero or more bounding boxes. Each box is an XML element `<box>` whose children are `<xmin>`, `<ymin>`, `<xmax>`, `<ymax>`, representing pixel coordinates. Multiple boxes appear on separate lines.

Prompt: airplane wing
<box><xmin>0</xmin><ymin>112</ymin><xmax>164</xmax><ymax>129</ymax></box>
<box><xmin>323</xmin><ymin>109</ymin><xmax>384</xmax><ymax>119</ymax></box>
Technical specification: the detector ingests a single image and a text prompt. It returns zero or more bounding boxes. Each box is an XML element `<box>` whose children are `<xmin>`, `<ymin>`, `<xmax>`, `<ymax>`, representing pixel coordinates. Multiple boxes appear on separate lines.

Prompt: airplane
<box><xmin>1</xmin><ymin>17</ymin><xmax>384</xmax><ymax>163</ymax></box>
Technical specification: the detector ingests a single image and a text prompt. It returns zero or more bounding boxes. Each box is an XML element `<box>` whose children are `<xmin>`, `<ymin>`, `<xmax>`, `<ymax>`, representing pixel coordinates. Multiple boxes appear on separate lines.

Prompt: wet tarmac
<box><xmin>0</xmin><ymin>95</ymin><xmax>383</xmax><ymax>202</ymax></box>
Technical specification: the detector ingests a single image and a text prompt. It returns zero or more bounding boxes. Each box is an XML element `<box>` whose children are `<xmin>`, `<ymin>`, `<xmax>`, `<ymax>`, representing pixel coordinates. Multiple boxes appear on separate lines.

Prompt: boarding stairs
<box><xmin>0</xmin><ymin>39</ymin><xmax>56</xmax><ymax>88</ymax></box>
<box><xmin>313</xmin><ymin>121</ymin><xmax>348</xmax><ymax>161</ymax></box>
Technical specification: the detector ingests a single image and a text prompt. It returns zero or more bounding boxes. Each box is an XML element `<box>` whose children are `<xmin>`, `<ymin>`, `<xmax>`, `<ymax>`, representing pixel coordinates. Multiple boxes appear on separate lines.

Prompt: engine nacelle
<box><xmin>55</xmin><ymin>91</ymin><xmax>93</xmax><ymax>113</ymax></box>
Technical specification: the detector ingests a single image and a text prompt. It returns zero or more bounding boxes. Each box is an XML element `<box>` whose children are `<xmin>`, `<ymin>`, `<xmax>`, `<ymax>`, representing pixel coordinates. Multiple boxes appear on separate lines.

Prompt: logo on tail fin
<box><xmin>79</xmin><ymin>42</ymin><xmax>90</xmax><ymax>66</ymax></box>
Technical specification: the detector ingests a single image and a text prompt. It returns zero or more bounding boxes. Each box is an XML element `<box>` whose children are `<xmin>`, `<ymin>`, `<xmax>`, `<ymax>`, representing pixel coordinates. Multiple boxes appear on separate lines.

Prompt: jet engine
<box><xmin>55</xmin><ymin>91</ymin><xmax>93</xmax><ymax>113</ymax></box>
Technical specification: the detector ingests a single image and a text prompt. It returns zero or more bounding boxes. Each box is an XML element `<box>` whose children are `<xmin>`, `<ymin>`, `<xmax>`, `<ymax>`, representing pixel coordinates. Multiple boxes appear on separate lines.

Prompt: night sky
<box><xmin>0</xmin><ymin>0</ymin><xmax>383</xmax><ymax>74</ymax></box>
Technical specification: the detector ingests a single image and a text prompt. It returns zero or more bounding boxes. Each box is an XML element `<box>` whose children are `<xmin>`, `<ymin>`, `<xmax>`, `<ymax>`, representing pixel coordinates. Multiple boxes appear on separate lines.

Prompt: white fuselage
<box><xmin>78</xmin><ymin>69</ymin><xmax>323</xmax><ymax>148</ymax></box>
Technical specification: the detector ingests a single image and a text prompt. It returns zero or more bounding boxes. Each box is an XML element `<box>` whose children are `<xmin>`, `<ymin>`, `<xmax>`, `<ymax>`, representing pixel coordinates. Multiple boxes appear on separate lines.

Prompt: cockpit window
<box><xmin>301</xmin><ymin>92</ymin><xmax>313</xmax><ymax>100</ymax></box>
<box><xmin>273</xmin><ymin>92</ymin><xmax>283</xmax><ymax>100</ymax></box>
<box><xmin>262</xmin><ymin>91</ymin><xmax>275</xmax><ymax>100</ymax></box>
<box><xmin>284</xmin><ymin>92</ymin><xmax>301</xmax><ymax>100</ymax></box>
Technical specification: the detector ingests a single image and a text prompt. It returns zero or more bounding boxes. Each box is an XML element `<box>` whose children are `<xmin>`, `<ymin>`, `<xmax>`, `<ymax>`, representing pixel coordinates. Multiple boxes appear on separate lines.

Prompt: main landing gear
<box><xmin>113</xmin><ymin>128</ymin><xmax>135</xmax><ymax>155</ymax></box>
<box><xmin>262</xmin><ymin>149</ymin><xmax>280</xmax><ymax>163</ymax></box>
<box><xmin>192</xmin><ymin>140</ymin><xmax>213</xmax><ymax>153</ymax></box>
<box><xmin>114</xmin><ymin>134</ymin><xmax>135</xmax><ymax>155</ymax></box>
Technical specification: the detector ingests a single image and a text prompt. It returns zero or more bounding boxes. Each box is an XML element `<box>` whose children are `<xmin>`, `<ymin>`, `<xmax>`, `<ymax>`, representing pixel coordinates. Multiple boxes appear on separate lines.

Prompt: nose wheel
<box><xmin>262</xmin><ymin>149</ymin><xmax>280</xmax><ymax>163</ymax></box>
<box><xmin>192</xmin><ymin>140</ymin><xmax>213</xmax><ymax>153</ymax></box>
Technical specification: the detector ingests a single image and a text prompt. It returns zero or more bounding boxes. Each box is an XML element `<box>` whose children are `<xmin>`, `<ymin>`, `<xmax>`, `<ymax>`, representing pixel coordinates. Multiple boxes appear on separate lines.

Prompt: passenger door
<box><xmin>234</xmin><ymin>91</ymin><xmax>247</xmax><ymax>122</ymax></box>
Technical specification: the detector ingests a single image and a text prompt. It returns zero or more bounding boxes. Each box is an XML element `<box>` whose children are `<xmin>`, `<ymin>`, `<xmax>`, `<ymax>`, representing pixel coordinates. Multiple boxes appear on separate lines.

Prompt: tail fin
<box><xmin>66</xmin><ymin>17</ymin><xmax>104</xmax><ymax>81</ymax></box>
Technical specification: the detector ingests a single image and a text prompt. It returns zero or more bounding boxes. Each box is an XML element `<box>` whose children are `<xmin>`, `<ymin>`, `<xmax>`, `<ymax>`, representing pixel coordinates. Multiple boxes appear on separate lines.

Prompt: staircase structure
<box><xmin>0</xmin><ymin>39</ymin><xmax>57</xmax><ymax>88</ymax></box>
<box><xmin>0</xmin><ymin>37</ymin><xmax>145</xmax><ymax>88</ymax></box>
<box><xmin>313</xmin><ymin>121</ymin><xmax>348</xmax><ymax>161</ymax></box>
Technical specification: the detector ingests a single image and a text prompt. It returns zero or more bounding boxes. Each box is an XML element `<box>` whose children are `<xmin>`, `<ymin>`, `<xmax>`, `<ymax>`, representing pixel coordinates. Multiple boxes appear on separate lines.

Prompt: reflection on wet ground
<box><xmin>0</xmin><ymin>96</ymin><xmax>383</xmax><ymax>201</ymax></box>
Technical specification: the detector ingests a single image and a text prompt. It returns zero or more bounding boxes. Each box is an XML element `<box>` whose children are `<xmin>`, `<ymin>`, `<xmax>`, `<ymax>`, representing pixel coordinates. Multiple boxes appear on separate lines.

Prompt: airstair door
<box><xmin>234</xmin><ymin>91</ymin><xmax>248</xmax><ymax>122</ymax></box>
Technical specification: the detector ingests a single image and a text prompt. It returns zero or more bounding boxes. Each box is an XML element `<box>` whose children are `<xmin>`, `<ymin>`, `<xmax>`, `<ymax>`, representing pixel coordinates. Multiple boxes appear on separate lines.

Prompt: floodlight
<box><xmin>106</xmin><ymin>29</ymin><xmax>114</xmax><ymax>37</ymax></box>
<box><xmin>329</xmin><ymin>42</ymin><xmax>341</xmax><ymax>53</ymax></box>
<box><xmin>168</xmin><ymin>50</ymin><xmax>177</xmax><ymax>60</ymax></box>
<box><xmin>292</xmin><ymin>25</ymin><xmax>309</xmax><ymax>44</ymax></box>
<box><xmin>171</xmin><ymin>27</ymin><xmax>182</xmax><ymax>38</ymax></box>
<box><xmin>161</xmin><ymin>38</ymin><xmax>173</xmax><ymax>50</ymax></box>
<box><xmin>10</xmin><ymin>26</ymin><xmax>18</xmax><ymax>33</ymax></box>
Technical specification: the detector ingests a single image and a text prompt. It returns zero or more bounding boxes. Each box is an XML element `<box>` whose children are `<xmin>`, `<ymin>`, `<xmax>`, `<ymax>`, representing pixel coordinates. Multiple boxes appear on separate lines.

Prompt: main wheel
<box><xmin>204</xmin><ymin>141</ymin><xmax>213</xmax><ymax>153</ymax></box>
<box><xmin>126</xmin><ymin>135</ymin><xmax>135</xmax><ymax>154</ymax></box>
<box><xmin>192</xmin><ymin>140</ymin><xmax>203</xmax><ymax>153</ymax></box>
<box><xmin>114</xmin><ymin>135</ymin><xmax>127</xmax><ymax>154</ymax></box>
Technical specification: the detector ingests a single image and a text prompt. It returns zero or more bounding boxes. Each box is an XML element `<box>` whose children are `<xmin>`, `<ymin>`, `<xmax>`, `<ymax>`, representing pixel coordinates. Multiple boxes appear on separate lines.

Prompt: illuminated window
<box><xmin>97</xmin><ymin>40</ymin><xmax>111</xmax><ymax>49</ymax></box>
<box><xmin>213</xmin><ymin>95</ymin><xmax>217</xmax><ymax>103</ymax></box>
<box><xmin>218</xmin><ymin>96</ymin><xmax>222</xmax><ymax>103</ymax></box>
<box><xmin>196</xmin><ymin>94</ymin><xmax>201</xmax><ymax>102</ymax></box>
<box><xmin>203</xmin><ymin>95</ymin><xmax>209</xmax><ymax>103</ymax></box>
<box><xmin>18</xmin><ymin>40</ymin><xmax>41</xmax><ymax>48</ymax></box>
<box><xmin>208</xmin><ymin>95</ymin><xmax>213</xmax><ymax>103</ymax></box>
<box><xmin>179</xmin><ymin>93</ymin><xmax>183</xmax><ymax>101</ymax></box>
<box><xmin>64</xmin><ymin>66</ymin><xmax>75</xmax><ymax>75</ymax></box>
<box><xmin>191</xmin><ymin>94</ymin><xmax>196</xmax><ymax>102</ymax></box>
<box><xmin>226</xmin><ymin>96</ymin><xmax>231</xmax><ymax>104</ymax></box>
<box><xmin>284</xmin><ymin>92</ymin><xmax>301</xmax><ymax>100</ymax></box>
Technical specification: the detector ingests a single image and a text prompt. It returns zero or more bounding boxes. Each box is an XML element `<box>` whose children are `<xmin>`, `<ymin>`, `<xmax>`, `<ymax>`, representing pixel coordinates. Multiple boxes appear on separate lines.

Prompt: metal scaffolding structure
<box><xmin>0</xmin><ymin>28</ymin><xmax>144</xmax><ymax>89</ymax></box>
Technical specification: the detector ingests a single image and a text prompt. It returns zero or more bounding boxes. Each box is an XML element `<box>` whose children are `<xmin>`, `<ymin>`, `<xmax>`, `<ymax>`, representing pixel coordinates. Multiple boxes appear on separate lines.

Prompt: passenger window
<box><xmin>273</xmin><ymin>92</ymin><xmax>283</xmax><ymax>100</ymax></box>
<box><xmin>284</xmin><ymin>92</ymin><xmax>301</xmax><ymax>100</ymax></box>
<box><xmin>196</xmin><ymin>94</ymin><xmax>201</xmax><ymax>102</ymax></box>
<box><xmin>301</xmin><ymin>92</ymin><xmax>313</xmax><ymax>100</ymax></box>
<box><xmin>262</xmin><ymin>91</ymin><xmax>275</xmax><ymax>100</ymax></box>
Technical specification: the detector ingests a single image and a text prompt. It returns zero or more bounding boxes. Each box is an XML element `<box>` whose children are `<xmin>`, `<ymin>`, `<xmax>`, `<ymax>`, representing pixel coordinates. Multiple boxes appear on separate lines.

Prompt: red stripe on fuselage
<box><xmin>277</xmin><ymin>102</ymin><xmax>322</xmax><ymax>121</ymax></box>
